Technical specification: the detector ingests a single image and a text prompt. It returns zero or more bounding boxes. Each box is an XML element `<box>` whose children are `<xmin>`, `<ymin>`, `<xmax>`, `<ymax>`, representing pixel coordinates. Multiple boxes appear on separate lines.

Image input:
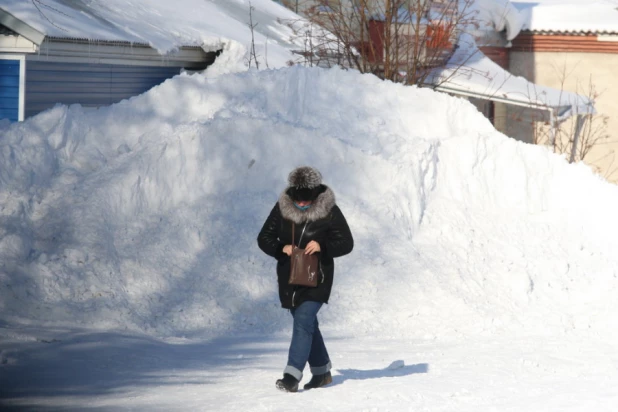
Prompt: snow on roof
<box><xmin>0</xmin><ymin>0</ymin><xmax>310</xmax><ymax>67</ymax></box>
<box><xmin>469</xmin><ymin>0</ymin><xmax>525</xmax><ymax>41</ymax></box>
<box><xmin>426</xmin><ymin>34</ymin><xmax>595</xmax><ymax>118</ymax></box>
<box><xmin>421</xmin><ymin>2</ymin><xmax>594</xmax><ymax>117</ymax></box>
<box><xmin>512</xmin><ymin>0</ymin><xmax>618</xmax><ymax>34</ymax></box>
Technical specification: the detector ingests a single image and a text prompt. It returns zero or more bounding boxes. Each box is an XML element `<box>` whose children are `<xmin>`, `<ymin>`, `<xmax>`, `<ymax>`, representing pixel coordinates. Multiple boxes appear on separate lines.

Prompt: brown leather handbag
<box><xmin>289</xmin><ymin>223</ymin><xmax>319</xmax><ymax>287</ymax></box>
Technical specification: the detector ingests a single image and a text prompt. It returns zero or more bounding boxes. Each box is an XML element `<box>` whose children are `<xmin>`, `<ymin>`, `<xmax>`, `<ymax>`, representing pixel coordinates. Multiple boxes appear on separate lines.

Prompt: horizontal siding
<box><xmin>26</xmin><ymin>93</ymin><xmax>145</xmax><ymax>104</ymax></box>
<box><xmin>0</xmin><ymin>108</ymin><xmax>18</xmax><ymax>119</ymax></box>
<box><xmin>27</xmin><ymin>73</ymin><xmax>171</xmax><ymax>84</ymax></box>
<box><xmin>26</xmin><ymin>83</ymin><xmax>166</xmax><ymax>93</ymax></box>
<box><xmin>24</xmin><ymin>63</ymin><xmax>184</xmax><ymax>73</ymax></box>
<box><xmin>25</xmin><ymin>61</ymin><xmax>180</xmax><ymax>118</ymax></box>
<box><xmin>0</xmin><ymin>75</ymin><xmax>20</xmax><ymax>87</ymax></box>
<box><xmin>0</xmin><ymin>58</ymin><xmax>20</xmax><ymax>122</ymax></box>
<box><xmin>0</xmin><ymin>96</ymin><xmax>18</xmax><ymax>106</ymax></box>
<box><xmin>0</xmin><ymin>86</ymin><xmax>19</xmax><ymax>98</ymax></box>
<box><xmin>0</xmin><ymin>59</ymin><xmax>20</xmax><ymax>69</ymax></box>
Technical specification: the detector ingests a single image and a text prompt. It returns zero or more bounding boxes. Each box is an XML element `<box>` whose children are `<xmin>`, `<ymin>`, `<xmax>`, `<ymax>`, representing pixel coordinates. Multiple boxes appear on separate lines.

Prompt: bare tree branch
<box><xmin>31</xmin><ymin>0</ymin><xmax>69</xmax><ymax>32</ymax></box>
<box><xmin>280</xmin><ymin>0</ymin><xmax>477</xmax><ymax>86</ymax></box>
<box><xmin>247</xmin><ymin>2</ymin><xmax>260</xmax><ymax>69</ymax></box>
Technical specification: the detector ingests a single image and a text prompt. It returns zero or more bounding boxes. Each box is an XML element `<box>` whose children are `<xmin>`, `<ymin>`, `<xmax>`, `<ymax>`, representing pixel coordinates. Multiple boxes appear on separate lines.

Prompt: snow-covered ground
<box><xmin>1</xmin><ymin>59</ymin><xmax>618</xmax><ymax>410</ymax></box>
<box><xmin>3</xmin><ymin>330</ymin><xmax>618</xmax><ymax>411</ymax></box>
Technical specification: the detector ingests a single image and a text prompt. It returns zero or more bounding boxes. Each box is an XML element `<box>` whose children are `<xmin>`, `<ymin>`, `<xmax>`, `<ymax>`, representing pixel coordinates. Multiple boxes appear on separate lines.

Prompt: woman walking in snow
<box><xmin>257</xmin><ymin>166</ymin><xmax>354</xmax><ymax>392</ymax></box>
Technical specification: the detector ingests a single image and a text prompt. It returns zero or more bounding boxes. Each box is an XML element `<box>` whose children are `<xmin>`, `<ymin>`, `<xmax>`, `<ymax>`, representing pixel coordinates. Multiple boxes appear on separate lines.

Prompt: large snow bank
<box><xmin>1</xmin><ymin>66</ymin><xmax>617</xmax><ymax>340</ymax></box>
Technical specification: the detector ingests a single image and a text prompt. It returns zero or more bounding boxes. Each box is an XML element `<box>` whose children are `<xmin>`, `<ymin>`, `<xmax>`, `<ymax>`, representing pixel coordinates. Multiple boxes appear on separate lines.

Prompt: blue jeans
<box><xmin>283</xmin><ymin>300</ymin><xmax>332</xmax><ymax>381</ymax></box>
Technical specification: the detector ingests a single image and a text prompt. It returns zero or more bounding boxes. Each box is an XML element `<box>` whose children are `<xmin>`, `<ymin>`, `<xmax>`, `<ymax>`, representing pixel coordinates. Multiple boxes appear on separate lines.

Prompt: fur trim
<box><xmin>288</xmin><ymin>166</ymin><xmax>322</xmax><ymax>189</ymax></box>
<box><xmin>279</xmin><ymin>185</ymin><xmax>336</xmax><ymax>224</ymax></box>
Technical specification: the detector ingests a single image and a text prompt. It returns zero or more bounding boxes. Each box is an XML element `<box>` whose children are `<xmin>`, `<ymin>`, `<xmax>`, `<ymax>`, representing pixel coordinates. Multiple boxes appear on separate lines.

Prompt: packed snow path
<box><xmin>1</xmin><ymin>327</ymin><xmax>617</xmax><ymax>411</ymax></box>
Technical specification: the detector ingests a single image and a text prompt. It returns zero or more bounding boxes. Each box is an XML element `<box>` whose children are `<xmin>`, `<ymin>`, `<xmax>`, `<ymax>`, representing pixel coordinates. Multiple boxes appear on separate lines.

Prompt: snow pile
<box><xmin>1</xmin><ymin>66</ymin><xmax>617</xmax><ymax>340</ymax></box>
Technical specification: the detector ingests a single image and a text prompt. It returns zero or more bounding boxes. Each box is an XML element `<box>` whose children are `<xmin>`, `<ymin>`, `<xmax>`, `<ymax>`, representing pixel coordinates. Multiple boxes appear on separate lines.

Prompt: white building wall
<box><xmin>507</xmin><ymin>51</ymin><xmax>618</xmax><ymax>184</ymax></box>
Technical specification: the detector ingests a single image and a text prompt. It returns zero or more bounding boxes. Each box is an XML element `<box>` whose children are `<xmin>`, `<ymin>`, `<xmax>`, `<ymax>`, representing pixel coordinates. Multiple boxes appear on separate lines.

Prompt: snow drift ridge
<box><xmin>1</xmin><ymin>66</ymin><xmax>617</xmax><ymax>339</ymax></box>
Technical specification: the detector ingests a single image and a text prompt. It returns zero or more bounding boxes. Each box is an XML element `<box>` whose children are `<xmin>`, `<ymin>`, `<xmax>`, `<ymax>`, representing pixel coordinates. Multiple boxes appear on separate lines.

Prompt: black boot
<box><xmin>276</xmin><ymin>373</ymin><xmax>299</xmax><ymax>392</ymax></box>
<box><xmin>303</xmin><ymin>371</ymin><xmax>332</xmax><ymax>390</ymax></box>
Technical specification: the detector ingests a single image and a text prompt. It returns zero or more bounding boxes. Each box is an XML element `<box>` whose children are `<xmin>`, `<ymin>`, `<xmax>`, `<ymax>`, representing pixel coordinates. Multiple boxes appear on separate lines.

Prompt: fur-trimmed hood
<box><xmin>279</xmin><ymin>185</ymin><xmax>336</xmax><ymax>224</ymax></box>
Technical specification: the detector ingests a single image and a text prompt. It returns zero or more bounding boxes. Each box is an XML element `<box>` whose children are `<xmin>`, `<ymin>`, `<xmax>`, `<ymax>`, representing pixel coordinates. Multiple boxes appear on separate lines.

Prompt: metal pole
<box><xmin>569</xmin><ymin>114</ymin><xmax>586</xmax><ymax>163</ymax></box>
<box><xmin>549</xmin><ymin>109</ymin><xmax>556</xmax><ymax>149</ymax></box>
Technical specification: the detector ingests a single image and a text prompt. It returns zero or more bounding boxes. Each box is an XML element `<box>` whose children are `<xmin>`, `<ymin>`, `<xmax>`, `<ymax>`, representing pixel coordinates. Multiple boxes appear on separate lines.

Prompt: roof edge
<box><xmin>45</xmin><ymin>36</ymin><xmax>151</xmax><ymax>48</ymax></box>
<box><xmin>44</xmin><ymin>36</ymin><xmax>204</xmax><ymax>50</ymax></box>
<box><xmin>424</xmin><ymin>83</ymin><xmax>595</xmax><ymax>119</ymax></box>
<box><xmin>520</xmin><ymin>29</ymin><xmax>618</xmax><ymax>36</ymax></box>
<box><xmin>0</xmin><ymin>8</ymin><xmax>45</xmax><ymax>45</ymax></box>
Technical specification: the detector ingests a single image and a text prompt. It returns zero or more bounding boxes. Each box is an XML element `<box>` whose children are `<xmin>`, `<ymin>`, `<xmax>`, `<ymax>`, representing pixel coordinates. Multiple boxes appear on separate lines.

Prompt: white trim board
<box><xmin>0</xmin><ymin>34</ymin><xmax>37</xmax><ymax>53</ymax></box>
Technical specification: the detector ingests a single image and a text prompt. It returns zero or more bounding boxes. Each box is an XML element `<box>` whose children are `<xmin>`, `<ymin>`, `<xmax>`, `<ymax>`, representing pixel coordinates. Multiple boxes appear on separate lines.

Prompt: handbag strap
<box><xmin>291</xmin><ymin>221</ymin><xmax>308</xmax><ymax>249</ymax></box>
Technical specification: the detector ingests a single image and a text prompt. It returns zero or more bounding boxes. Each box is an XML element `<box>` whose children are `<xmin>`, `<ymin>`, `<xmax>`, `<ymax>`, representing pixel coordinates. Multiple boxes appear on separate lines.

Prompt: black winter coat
<box><xmin>257</xmin><ymin>185</ymin><xmax>354</xmax><ymax>309</ymax></box>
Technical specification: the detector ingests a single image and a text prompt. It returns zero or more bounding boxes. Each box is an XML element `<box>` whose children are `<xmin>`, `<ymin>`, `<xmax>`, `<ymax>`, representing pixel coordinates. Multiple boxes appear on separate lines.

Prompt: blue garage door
<box><xmin>0</xmin><ymin>59</ymin><xmax>20</xmax><ymax>122</ymax></box>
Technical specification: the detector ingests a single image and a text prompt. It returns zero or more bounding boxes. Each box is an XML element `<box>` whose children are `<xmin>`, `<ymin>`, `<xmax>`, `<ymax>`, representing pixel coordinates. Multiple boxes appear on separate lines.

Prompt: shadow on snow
<box><xmin>0</xmin><ymin>330</ymin><xmax>283</xmax><ymax>411</ymax></box>
<box><xmin>332</xmin><ymin>362</ymin><xmax>429</xmax><ymax>387</ymax></box>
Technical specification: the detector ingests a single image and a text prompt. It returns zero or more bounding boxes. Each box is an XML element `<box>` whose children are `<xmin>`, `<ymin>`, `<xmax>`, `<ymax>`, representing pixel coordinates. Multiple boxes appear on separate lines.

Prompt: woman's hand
<box><xmin>305</xmin><ymin>240</ymin><xmax>321</xmax><ymax>255</ymax></box>
<box><xmin>283</xmin><ymin>245</ymin><xmax>293</xmax><ymax>256</ymax></box>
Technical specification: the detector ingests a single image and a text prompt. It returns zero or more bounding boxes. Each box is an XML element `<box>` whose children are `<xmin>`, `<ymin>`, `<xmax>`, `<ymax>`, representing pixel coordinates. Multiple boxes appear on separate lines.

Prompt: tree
<box><xmin>525</xmin><ymin>70</ymin><xmax>613</xmax><ymax>176</ymax></box>
<box><xmin>280</xmin><ymin>0</ymin><xmax>476</xmax><ymax>86</ymax></box>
